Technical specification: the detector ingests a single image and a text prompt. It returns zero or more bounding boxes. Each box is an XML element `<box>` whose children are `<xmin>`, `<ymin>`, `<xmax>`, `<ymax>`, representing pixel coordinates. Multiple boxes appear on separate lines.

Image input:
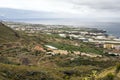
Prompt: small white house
<box><xmin>59</xmin><ymin>34</ymin><xmax>66</xmax><ymax>38</ymax></box>
<box><xmin>95</xmin><ymin>36</ymin><xmax>106</xmax><ymax>39</ymax></box>
<box><xmin>45</xmin><ymin>45</ymin><xmax>58</xmax><ymax>50</ymax></box>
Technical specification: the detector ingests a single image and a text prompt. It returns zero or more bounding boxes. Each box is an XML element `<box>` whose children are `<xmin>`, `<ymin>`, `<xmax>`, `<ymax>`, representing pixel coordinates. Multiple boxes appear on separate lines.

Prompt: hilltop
<box><xmin>0</xmin><ymin>22</ymin><xmax>20</xmax><ymax>43</ymax></box>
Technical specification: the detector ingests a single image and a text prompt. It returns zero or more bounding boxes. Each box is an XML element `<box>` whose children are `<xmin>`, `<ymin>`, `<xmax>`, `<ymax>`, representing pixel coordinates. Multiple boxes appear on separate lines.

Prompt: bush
<box><xmin>0</xmin><ymin>57</ymin><xmax>10</xmax><ymax>64</ymax></box>
<box><xmin>116</xmin><ymin>64</ymin><xmax>120</xmax><ymax>73</ymax></box>
<box><xmin>103</xmin><ymin>73</ymin><xmax>115</xmax><ymax>80</ymax></box>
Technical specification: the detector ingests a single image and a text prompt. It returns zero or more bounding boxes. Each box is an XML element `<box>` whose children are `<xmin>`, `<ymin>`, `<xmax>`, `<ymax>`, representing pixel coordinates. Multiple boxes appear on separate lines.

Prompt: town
<box><xmin>4</xmin><ymin>21</ymin><xmax>120</xmax><ymax>57</ymax></box>
<box><xmin>1</xmin><ymin>21</ymin><xmax>120</xmax><ymax>80</ymax></box>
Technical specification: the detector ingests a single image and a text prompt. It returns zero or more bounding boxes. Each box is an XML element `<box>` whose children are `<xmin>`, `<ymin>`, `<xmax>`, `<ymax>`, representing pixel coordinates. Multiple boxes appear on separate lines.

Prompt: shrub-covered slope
<box><xmin>0</xmin><ymin>22</ymin><xmax>19</xmax><ymax>43</ymax></box>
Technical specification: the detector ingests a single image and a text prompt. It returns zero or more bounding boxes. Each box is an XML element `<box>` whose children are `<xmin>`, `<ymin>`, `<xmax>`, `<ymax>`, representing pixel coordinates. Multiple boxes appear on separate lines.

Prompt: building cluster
<box><xmin>33</xmin><ymin>45</ymin><xmax>102</xmax><ymax>58</ymax></box>
<box><xmin>58</xmin><ymin>32</ymin><xmax>120</xmax><ymax>56</ymax></box>
<box><xmin>5</xmin><ymin>22</ymin><xmax>120</xmax><ymax>56</ymax></box>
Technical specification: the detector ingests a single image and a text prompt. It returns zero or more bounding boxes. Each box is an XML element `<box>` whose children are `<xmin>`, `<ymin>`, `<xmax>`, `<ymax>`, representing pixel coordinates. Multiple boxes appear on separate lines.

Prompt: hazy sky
<box><xmin>0</xmin><ymin>0</ymin><xmax>120</xmax><ymax>22</ymax></box>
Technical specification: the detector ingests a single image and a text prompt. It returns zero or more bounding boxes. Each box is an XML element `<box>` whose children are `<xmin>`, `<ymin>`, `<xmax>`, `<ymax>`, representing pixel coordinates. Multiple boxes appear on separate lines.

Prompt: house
<box><xmin>108</xmin><ymin>51</ymin><xmax>120</xmax><ymax>56</ymax></box>
<box><xmin>78</xmin><ymin>38</ymin><xmax>89</xmax><ymax>42</ymax></box>
<box><xmin>81</xmin><ymin>53</ymin><xmax>102</xmax><ymax>58</ymax></box>
<box><xmin>59</xmin><ymin>34</ymin><xmax>66</xmax><ymax>38</ymax></box>
<box><xmin>52</xmin><ymin>50</ymin><xmax>68</xmax><ymax>55</ymax></box>
<box><xmin>114</xmin><ymin>45</ymin><xmax>120</xmax><ymax>50</ymax></box>
<box><xmin>103</xmin><ymin>44</ymin><xmax>115</xmax><ymax>49</ymax></box>
<box><xmin>95</xmin><ymin>43</ymin><xmax>103</xmax><ymax>48</ymax></box>
<box><xmin>88</xmin><ymin>38</ymin><xmax>94</xmax><ymax>42</ymax></box>
<box><xmin>103</xmin><ymin>43</ymin><xmax>120</xmax><ymax>50</ymax></box>
<box><xmin>80</xmin><ymin>31</ymin><xmax>88</xmax><ymax>35</ymax></box>
<box><xmin>34</xmin><ymin>45</ymin><xmax>45</xmax><ymax>52</ymax></box>
<box><xmin>45</xmin><ymin>45</ymin><xmax>58</xmax><ymax>50</ymax></box>
<box><xmin>74</xmin><ymin>51</ymin><xmax>81</xmax><ymax>55</ymax></box>
<box><xmin>114</xmin><ymin>38</ymin><xmax>120</xmax><ymax>41</ymax></box>
<box><xmin>69</xmin><ymin>34</ymin><xmax>79</xmax><ymax>39</ymax></box>
<box><xmin>95</xmin><ymin>35</ymin><xmax>106</xmax><ymax>40</ymax></box>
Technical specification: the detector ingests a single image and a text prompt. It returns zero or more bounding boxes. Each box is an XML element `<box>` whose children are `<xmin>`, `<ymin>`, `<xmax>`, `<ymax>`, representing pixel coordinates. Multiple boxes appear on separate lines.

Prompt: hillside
<box><xmin>0</xmin><ymin>22</ymin><xmax>19</xmax><ymax>43</ymax></box>
<box><xmin>97</xmin><ymin>64</ymin><xmax>120</xmax><ymax>80</ymax></box>
<box><xmin>0</xmin><ymin>22</ymin><xmax>120</xmax><ymax>80</ymax></box>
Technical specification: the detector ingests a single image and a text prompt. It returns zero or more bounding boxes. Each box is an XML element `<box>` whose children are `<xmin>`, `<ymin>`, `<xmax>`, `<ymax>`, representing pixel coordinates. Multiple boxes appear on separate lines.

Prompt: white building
<box><xmin>45</xmin><ymin>45</ymin><xmax>58</xmax><ymax>50</ymax></box>
<box><xmin>59</xmin><ymin>34</ymin><xmax>66</xmax><ymax>38</ymax></box>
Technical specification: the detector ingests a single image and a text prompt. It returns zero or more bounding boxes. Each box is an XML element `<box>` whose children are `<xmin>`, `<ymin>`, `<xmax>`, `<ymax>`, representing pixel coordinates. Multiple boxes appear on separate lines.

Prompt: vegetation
<box><xmin>47</xmin><ymin>42</ymin><xmax>103</xmax><ymax>54</ymax></box>
<box><xmin>0</xmin><ymin>22</ymin><xmax>120</xmax><ymax>80</ymax></box>
<box><xmin>116</xmin><ymin>64</ymin><xmax>120</xmax><ymax>73</ymax></box>
<box><xmin>0</xmin><ymin>22</ymin><xmax>19</xmax><ymax>43</ymax></box>
<box><xmin>102</xmin><ymin>73</ymin><xmax>115</xmax><ymax>80</ymax></box>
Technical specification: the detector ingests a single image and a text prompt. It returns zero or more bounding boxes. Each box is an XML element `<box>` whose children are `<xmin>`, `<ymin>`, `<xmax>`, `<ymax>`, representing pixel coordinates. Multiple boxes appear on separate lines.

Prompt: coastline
<box><xmin>2</xmin><ymin>20</ymin><xmax>120</xmax><ymax>38</ymax></box>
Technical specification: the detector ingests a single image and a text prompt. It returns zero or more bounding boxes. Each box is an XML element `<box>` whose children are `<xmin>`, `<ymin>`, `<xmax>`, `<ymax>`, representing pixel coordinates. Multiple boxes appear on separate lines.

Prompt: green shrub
<box><xmin>103</xmin><ymin>73</ymin><xmax>115</xmax><ymax>80</ymax></box>
<box><xmin>116</xmin><ymin>64</ymin><xmax>120</xmax><ymax>73</ymax></box>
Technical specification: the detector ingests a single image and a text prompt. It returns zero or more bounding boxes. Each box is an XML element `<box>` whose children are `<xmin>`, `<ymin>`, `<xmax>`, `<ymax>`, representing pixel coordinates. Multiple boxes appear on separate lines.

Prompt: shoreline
<box><xmin>2</xmin><ymin>20</ymin><xmax>120</xmax><ymax>38</ymax></box>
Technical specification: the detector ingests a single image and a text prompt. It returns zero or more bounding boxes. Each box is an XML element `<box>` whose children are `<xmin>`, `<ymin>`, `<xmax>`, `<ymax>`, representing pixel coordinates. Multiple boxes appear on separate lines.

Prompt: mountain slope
<box><xmin>0</xmin><ymin>22</ymin><xmax>19</xmax><ymax>43</ymax></box>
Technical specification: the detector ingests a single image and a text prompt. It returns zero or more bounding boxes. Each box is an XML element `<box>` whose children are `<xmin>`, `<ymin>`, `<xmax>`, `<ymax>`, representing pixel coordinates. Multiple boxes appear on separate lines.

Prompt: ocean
<box><xmin>86</xmin><ymin>22</ymin><xmax>120</xmax><ymax>38</ymax></box>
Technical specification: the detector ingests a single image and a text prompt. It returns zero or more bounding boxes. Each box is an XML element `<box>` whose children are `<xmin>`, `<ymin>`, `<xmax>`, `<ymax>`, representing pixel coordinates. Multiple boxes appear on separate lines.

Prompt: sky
<box><xmin>0</xmin><ymin>0</ymin><xmax>120</xmax><ymax>22</ymax></box>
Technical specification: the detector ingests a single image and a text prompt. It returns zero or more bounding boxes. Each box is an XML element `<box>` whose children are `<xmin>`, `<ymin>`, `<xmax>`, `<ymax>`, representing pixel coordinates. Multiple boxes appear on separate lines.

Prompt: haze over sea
<box><xmin>12</xmin><ymin>19</ymin><xmax>120</xmax><ymax>38</ymax></box>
